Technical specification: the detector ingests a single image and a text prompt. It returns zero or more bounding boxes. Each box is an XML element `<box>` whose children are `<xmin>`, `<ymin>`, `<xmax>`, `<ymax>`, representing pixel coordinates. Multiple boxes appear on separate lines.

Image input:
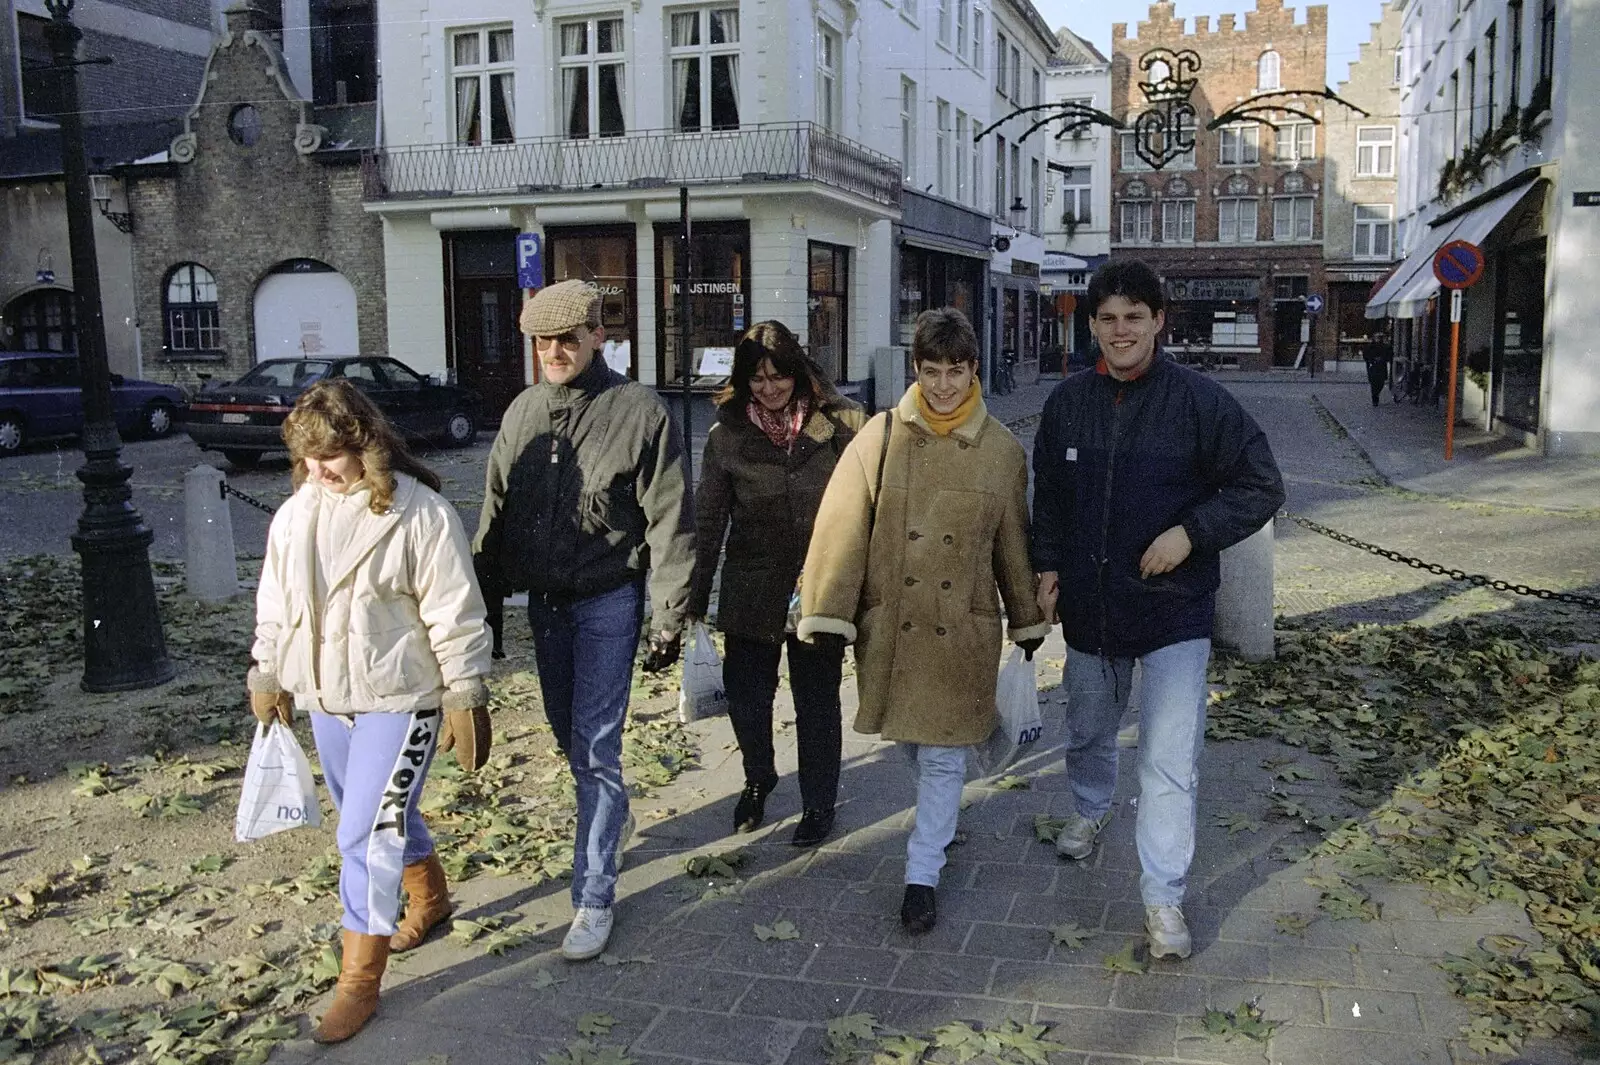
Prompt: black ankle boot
<box><xmin>733</xmin><ymin>776</ymin><xmax>778</xmax><ymax>833</ymax></box>
<box><xmin>901</xmin><ymin>884</ymin><xmax>937</xmax><ymax>934</ymax></box>
<box><xmin>790</xmin><ymin>807</ymin><xmax>836</xmax><ymax>848</ymax></box>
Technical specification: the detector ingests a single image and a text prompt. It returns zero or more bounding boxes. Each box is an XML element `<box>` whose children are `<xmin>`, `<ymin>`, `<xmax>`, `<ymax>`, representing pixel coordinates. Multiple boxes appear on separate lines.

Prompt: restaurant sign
<box><xmin>1167</xmin><ymin>277</ymin><xmax>1259</xmax><ymax>302</ymax></box>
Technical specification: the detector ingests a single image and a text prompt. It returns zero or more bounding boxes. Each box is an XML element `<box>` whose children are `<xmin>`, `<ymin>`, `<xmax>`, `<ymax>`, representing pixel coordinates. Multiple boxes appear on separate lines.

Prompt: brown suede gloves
<box><xmin>438</xmin><ymin>683</ymin><xmax>492</xmax><ymax>772</ymax></box>
<box><xmin>246</xmin><ymin>666</ymin><xmax>294</xmax><ymax>726</ymax></box>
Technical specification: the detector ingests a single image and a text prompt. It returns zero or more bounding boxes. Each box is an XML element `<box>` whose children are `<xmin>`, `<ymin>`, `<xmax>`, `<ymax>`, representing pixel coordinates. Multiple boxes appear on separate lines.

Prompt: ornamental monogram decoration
<box><xmin>975</xmin><ymin>49</ymin><xmax>1368</xmax><ymax>172</ymax></box>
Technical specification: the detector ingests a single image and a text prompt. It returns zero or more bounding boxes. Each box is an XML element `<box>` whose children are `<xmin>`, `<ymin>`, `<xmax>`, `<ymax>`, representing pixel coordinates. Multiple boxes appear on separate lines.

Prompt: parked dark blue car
<box><xmin>0</xmin><ymin>351</ymin><xmax>185</xmax><ymax>453</ymax></box>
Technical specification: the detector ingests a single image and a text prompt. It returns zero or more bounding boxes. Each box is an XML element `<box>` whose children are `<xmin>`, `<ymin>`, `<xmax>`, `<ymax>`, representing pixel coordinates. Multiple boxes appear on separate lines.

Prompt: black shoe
<box><xmin>733</xmin><ymin>776</ymin><xmax>778</xmax><ymax>834</ymax></box>
<box><xmin>790</xmin><ymin>807</ymin><xmax>836</xmax><ymax>848</ymax></box>
<box><xmin>901</xmin><ymin>884</ymin><xmax>937</xmax><ymax>934</ymax></box>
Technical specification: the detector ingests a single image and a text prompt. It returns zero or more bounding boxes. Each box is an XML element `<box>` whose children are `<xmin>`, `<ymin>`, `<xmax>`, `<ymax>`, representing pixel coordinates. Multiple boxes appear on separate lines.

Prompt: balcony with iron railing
<box><xmin>362</xmin><ymin>122</ymin><xmax>902</xmax><ymax>209</ymax></box>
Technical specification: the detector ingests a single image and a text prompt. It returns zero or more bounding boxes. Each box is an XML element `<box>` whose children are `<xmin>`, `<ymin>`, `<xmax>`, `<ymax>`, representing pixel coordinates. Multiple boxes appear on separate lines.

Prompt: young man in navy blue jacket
<box><xmin>1032</xmin><ymin>260</ymin><xmax>1284</xmax><ymax>959</ymax></box>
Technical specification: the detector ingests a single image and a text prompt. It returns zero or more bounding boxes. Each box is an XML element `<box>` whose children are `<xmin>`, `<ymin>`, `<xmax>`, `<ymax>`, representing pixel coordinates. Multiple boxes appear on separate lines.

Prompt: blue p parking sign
<box><xmin>516</xmin><ymin>233</ymin><xmax>543</xmax><ymax>290</ymax></box>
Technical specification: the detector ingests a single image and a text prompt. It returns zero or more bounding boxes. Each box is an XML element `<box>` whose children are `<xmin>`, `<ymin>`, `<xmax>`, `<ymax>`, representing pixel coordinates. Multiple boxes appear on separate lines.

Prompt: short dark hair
<box><xmin>1087</xmin><ymin>259</ymin><xmax>1164</xmax><ymax>317</ymax></box>
<box><xmin>715</xmin><ymin>320</ymin><xmax>832</xmax><ymax>409</ymax></box>
<box><xmin>911</xmin><ymin>307</ymin><xmax>979</xmax><ymax>366</ymax></box>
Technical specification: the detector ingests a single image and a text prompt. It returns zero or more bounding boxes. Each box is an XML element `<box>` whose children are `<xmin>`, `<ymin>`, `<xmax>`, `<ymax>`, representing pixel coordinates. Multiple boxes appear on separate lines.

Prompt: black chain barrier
<box><xmin>1280</xmin><ymin>512</ymin><xmax>1600</xmax><ymax>610</ymax></box>
<box><xmin>219</xmin><ymin>480</ymin><xmax>279</xmax><ymax>515</ymax></box>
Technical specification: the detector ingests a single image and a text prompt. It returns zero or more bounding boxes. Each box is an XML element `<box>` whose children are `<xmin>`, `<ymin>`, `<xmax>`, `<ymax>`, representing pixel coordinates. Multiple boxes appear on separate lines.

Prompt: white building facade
<box><xmin>1370</xmin><ymin>0</ymin><xmax>1596</xmax><ymax>454</ymax></box>
<box><xmin>1041</xmin><ymin>25</ymin><xmax>1111</xmax><ymax>366</ymax></box>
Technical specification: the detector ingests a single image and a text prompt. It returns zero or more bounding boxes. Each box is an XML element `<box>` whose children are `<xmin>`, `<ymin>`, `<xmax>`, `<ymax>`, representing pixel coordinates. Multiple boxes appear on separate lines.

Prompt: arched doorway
<box><xmin>2</xmin><ymin>288</ymin><xmax>76</xmax><ymax>352</ymax></box>
<box><xmin>253</xmin><ymin>259</ymin><xmax>359</xmax><ymax>362</ymax></box>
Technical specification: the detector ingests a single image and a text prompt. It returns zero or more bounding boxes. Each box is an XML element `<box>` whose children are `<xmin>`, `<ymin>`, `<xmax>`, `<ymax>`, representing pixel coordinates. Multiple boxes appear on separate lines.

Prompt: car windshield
<box><xmin>234</xmin><ymin>361</ymin><xmax>332</xmax><ymax>388</ymax></box>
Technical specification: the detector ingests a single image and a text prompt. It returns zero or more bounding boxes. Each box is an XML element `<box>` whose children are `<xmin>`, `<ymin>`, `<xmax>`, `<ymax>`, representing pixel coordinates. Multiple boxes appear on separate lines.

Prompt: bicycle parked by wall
<box><xmin>991</xmin><ymin>349</ymin><xmax>1017</xmax><ymax>396</ymax></box>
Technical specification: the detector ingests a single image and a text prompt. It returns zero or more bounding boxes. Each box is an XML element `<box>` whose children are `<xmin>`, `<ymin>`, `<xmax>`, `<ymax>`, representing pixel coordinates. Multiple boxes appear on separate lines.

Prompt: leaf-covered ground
<box><xmin>0</xmin><ymin>555</ymin><xmax>698</xmax><ymax>1065</ymax></box>
<box><xmin>1208</xmin><ymin>616</ymin><xmax>1600</xmax><ymax>1055</ymax></box>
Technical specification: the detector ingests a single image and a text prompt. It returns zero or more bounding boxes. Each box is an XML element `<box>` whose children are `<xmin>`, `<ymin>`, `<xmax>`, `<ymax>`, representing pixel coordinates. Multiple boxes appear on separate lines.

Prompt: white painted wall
<box><xmin>380</xmin><ymin>214</ymin><xmax>448</xmax><ymax>378</ymax></box>
<box><xmin>253</xmin><ymin>271</ymin><xmax>360</xmax><ymax>362</ymax></box>
<box><xmin>1043</xmin><ymin>59</ymin><xmax>1111</xmax><ymax>261</ymax></box>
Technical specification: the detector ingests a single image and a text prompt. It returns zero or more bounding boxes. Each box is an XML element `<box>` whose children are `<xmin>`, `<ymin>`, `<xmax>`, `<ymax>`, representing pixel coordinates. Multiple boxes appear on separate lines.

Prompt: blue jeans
<box><xmin>311</xmin><ymin>709</ymin><xmax>440</xmax><ymax>935</ymax></box>
<box><xmin>1062</xmin><ymin>639</ymin><xmax>1210</xmax><ymax>907</ymax></box>
<box><xmin>900</xmin><ymin>744</ymin><xmax>967</xmax><ymax>887</ymax></box>
<box><xmin>528</xmin><ymin>582</ymin><xmax>643</xmax><ymax>909</ymax></box>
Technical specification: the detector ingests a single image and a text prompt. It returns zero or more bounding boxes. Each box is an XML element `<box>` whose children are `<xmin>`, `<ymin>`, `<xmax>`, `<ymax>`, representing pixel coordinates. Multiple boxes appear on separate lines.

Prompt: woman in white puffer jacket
<box><xmin>247</xmin><ymin>379</ymin><xmax>492</xmax><ymax>1044</ymax></box>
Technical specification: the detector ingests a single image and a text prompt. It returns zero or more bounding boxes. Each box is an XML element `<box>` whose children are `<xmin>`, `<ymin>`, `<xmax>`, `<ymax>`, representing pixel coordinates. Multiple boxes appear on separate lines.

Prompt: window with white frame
<box><xmin>972</xmin><ymin>11</ymin><xmax>984</xmax><ymax>72</ymax></box>
<box><xmin>1353</xmin><ymin>204</ymin><xmax>1394</xmax><ymax>259</ymax></box>
<box><xmin>165</xmin><ymin>264</ymin><xmax>222</xmax><ymax>352</ymax></box>
<box><xmin>956</xmin><ymin>110</ymin><xmax>970</xmax><ymax>202</ymax></box>
<box><xmin>1009</xmin><ymin>142</ymin><xmax>1021</xmax><ymax>217</ymax></box>
<box><xmin>1218</xmin><ymin>124</ymin><xmax>1260</xmax><ymax>165</ymax></box>
<box><xmin>1257</xmin><ymin>50</ymin><xmax>1281</xmax><ymax>91</ymax></box>
<box><xmin>994</xmin><ymin>135</ymin><xmax>1007</xmax><ymax>219</ymax></box>
<box><xmin>816</xmin><ymin>23</ymin><xmax>841</xmax><ymax>131</ymax></box>
<box><xmin>1394</xmin><ymin>46</ymin><xmax>1403</xmax><ymax>85</ymax></box>
<box><xmin>970</xmin><ymin>121</ymin><xmax>983</xmax><ymax>209</ymax></box>
<box><xmin>1059</xmin><ymin>166</ymin><xmax>1091</xmax><ymax>227</ymax></box>
<box><xmin>670</xmin><ymin>7</ymin><xmax>741</xmax><ymax>132</ymax></box>
<box><xmin>1010</xmin><ymin>44</ymin><xmax>1021</xmax><ymax>101</ymax></box>
<box><xmin>1030</xmin><ymin>157</ymin><xmax>1040</xmax><ymax>231</ymax></box>
<box><xmin>956</xmin><ymin>0</ymin><xmax>969</xmax><ymax>61</ymax></box>
<box><xmin>1119</xmin><ymin>132</ymin><xmax>1153</xmax><ymax>171</ymax></box>
<box><xmin>1031</xmin><ymin>68</ymin><xmax>1041</xmax><ymax>108</ymax></box>
<box><xmin>900</xmin><ymin>76</ymin><xmax>917</xmax><ymax>183</ymax></box>
<box><xmin>1274</xmin><ymin>122</ymin><xmax>1315</xmax><ymax>163</ymax></box>
<box><xmin>1273</xmin><ymin>196</ymin><xmax>1315</xmax><ymax>241</ymax></box>
<box><xmin>901</xmin><ymin>0</ymin><xmax>916</xmax><ymax>22</ymax></box>
<box><xmin>935</xmin><ymin>99</ymin><xmax>952</xmax><ymax>197</ymax></box>
<box><xmin>558</xmin><ymin>17</ymin><xmax>625</xmax><ymax>139</ymax></box>
<box><xmin>1120</xmin><ymin>201</ymin><xmax>1154</xmax><ymax>243</ymax></box>
<box><xmin>1161</xmin><ymin>200</ymin><xmax>1195</xmax><ymax>243</ymax></box>
<box><xmin>996</xmin><ymin>32</ymin><xmax>1008</xmax><ymax>95</ymax></box>
<box><xmin>1356</xmin><ymin>126</ymin><xmax>1395</xmax><ymax>177</ymax></box>
<box><xmin>452</xmin><ymin>26</ymin><xmax>515</xmax><ymax>144</ymax></box>
<box><xmin>1217</xmin><ymin>199</ymin><xmax>1258</xmax><ymax>243</ymax></box>
<box><xmin>937</xmin><ymin>0</ymin><xmax>950</xmax><ymax>45</ymax></box>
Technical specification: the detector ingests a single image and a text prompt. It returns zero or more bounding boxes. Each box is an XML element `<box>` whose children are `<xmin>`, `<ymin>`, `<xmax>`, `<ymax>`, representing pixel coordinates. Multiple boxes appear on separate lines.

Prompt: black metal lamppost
<box><xmin>44</xmin><ymin>0</ymin><xmax>174</xmax><ymax>692</ymax></box>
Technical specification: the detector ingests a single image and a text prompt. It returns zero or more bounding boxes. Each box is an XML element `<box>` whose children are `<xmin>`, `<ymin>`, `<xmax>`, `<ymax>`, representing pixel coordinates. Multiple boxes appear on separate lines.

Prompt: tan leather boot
<box><xmin>389</xmin><ymin>855</ymin><xmax>455</xmax><ymax>953</ymax></box>
<box><xmin>311</xmin><ymin>931</ymin><xmax>388</xmax><ymax>1044</ymax></box>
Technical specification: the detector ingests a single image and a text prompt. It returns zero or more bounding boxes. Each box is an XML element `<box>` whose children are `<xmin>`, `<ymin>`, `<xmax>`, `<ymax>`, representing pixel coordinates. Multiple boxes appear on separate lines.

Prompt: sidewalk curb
<box><xmin>1310</xmin><ymin>393</ymin><xmax>1596</xmax><ymax>516</ymax></box>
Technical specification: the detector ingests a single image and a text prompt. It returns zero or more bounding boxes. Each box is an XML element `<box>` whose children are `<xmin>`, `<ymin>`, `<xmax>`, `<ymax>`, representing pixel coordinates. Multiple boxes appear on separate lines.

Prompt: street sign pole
<box><xmin>1446</xmin><ymin>289</ymin><xmax>1463</xmax><ymax>460</ymax></box>
<box><xmin>1432</xmin><ymin>240</ymin><xmax>1484</xmax><ymax>462</ymax></box>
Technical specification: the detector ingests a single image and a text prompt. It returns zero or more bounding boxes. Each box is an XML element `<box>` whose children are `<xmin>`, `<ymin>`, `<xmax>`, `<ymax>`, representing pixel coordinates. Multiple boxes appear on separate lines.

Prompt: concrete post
<box><xmin>184</xmin><ymin>464</ymin><xmax>239</xmax><ymax>602</ymax></box>
<box><xmin>1213</xmin><ymin>520</ymin><xmax>1275</xmax><ymax>661</ymax></box>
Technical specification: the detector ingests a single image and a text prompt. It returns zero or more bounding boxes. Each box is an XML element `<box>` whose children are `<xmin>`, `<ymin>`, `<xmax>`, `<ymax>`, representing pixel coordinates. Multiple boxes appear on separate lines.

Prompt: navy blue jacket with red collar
<box><xmin>1030</xmin><ymin>353</ymin><xmax>1285</xmax><ymax>658</ymax></box>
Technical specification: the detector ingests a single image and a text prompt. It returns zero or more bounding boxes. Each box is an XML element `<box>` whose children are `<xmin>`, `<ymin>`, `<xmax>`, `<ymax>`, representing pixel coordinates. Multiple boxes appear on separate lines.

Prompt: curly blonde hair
<box><xmin>282</xmin><ymin>379</ymin><xmax>441</xmax><ymax>514</ymax></box>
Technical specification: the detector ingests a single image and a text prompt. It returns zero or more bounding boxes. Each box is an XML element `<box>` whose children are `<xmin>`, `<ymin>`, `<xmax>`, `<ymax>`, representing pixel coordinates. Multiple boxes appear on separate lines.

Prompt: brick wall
<box><xmin>1109</xmin><ymin>0</ymin><xmax>1331</xmax><ymax>370</ymax></box>
<box><xmin>126</xmin><ymin>31</ymin><xmax>385</xmax><ymax>388</ymax></box>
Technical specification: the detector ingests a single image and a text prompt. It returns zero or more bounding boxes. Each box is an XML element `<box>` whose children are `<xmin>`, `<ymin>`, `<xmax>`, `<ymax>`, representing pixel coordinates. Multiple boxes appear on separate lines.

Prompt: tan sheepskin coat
<box><xmin>798</xmin><ymin>387</ymin><xmax>1050</xmax><ymax>746</ymax></box>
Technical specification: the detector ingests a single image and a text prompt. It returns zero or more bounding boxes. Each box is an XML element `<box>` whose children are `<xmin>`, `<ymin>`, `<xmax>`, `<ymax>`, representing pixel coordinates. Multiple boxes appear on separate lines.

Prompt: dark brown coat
<box><xmin>689</xmin><ymin>397</ymin><xmax>867</xmax><ymax>643</ymax></box>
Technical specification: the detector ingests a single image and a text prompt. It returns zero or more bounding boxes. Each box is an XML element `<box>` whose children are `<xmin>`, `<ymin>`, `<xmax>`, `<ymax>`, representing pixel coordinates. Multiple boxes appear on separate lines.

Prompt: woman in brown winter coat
<box><xmin>689</xmin><ymin>321</ymin><xmax>866</xmax><ymax>846</ymax></box>
<box><xmin>798</xmin><ymin>307</ymin><xmax>1050</xmax><ymax>933</ymax></box>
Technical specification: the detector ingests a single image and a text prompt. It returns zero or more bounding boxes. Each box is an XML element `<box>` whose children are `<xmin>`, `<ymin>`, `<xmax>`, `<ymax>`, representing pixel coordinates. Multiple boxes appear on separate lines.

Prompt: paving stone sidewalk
<box><xmin>271</xmin><ymin>374</ymin><xmax>1594</xmax><ymax>1065</ymax></box>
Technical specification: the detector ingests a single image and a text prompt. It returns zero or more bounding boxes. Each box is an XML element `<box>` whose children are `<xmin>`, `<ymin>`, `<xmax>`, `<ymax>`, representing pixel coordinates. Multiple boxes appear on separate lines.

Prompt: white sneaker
<box><xmin>561</xmin><ymin>906</ymin><xmax>614</xmax><ymax>961</ymax></box>
<box><xmin>615</xmin><ymin>811</ymin><xmax>635</xmax><ymax>873</ymax></box>
<box><xmin>1055</xmin><ymin>811</ymin><xmax>1111</xmax><ymax>861</ymax></box>
<box><xmin>1145</xmin><ymin>904</ymin><xmax>1192</xmax><ymax>959</ymax></box>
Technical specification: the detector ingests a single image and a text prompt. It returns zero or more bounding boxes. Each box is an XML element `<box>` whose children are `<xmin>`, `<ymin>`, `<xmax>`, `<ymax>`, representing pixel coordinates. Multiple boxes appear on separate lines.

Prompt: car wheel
<box><xmin>144</xmin><ymin>401</ymin><xmax>176</xmax><ymax>439</ymax></box>
<box><xmin>0</xmin><ymin>413</ymin><xmax>23</xmax><ymax>453</ymax></box>
<box><xmin>444</xmin><ymin>410</ymin><xmax>477</xmax><ymax>448</ymax></box>
<box><xmin>223</xmin><ymin>449</ymin><xmax>261</xmax><ymax>469</ymax></box>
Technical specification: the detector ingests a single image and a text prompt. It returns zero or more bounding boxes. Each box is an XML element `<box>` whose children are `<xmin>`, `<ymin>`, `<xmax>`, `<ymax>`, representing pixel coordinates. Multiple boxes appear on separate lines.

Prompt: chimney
<box><xmin>224</xmin><ymin>0</ymin><xmax>283</xmax><ymax>36</ymax></box>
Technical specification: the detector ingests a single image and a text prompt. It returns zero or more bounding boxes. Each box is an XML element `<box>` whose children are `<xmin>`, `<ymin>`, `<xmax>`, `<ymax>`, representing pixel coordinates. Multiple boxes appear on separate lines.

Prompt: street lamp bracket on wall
<box><xmin>975</xmin><ymin>48</ymin><xmax>1368</xmax><ymax>171</ymax></box>
<box><xmin>89</xmin><ymin>173</ymin><xmax>133</xmax><ymax>234</ymax></box>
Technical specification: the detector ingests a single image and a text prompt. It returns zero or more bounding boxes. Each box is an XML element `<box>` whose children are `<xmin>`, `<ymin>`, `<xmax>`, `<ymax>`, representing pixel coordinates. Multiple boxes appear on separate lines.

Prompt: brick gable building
<box><xmin>1109</xmin><ymin>0</ymin><xmax>1329</xmax><ymax>371</ymax></box>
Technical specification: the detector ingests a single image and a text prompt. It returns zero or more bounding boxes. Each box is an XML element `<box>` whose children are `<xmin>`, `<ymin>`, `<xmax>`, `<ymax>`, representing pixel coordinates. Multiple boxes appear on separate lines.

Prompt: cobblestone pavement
<box><xmin>254</xmin><ymin>375</ymin><xmax>1594</xmax><ymax>1065</ymax></box>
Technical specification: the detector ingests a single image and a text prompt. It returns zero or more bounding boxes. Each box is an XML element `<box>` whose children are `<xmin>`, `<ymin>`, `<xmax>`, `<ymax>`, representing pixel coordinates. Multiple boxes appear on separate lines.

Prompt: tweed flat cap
<box><xmin>520</xmin><ymin>279</ymin><xmax>601</xmax><ymax>336</ymax></box>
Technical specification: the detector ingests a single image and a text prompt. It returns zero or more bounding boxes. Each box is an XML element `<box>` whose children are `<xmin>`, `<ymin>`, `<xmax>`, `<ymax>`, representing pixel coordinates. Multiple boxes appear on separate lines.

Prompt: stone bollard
<box><xmin>1213</xmin><ymin>520</ymin><xmax>1275</xmax><ymax>661</ymax></box>
<box><xmin>185</xmin><ymin>464</ymin><xmax>240</xmax><ymax>602</ymax></box>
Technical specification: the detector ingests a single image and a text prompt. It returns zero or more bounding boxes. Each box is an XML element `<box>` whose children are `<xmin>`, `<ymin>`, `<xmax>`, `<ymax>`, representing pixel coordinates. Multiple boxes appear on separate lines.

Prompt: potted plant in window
<box><xmin>1491</xmin><ymin>106</ymin><xmax>1522</xmax><ymax>155</ymax></box>
<box><xmin>1521</xmin><ymin>79</ymin><xmax>1553</xmax><ymax>140</ymax></box>
<box><xmin>1062</xmin><ymin>209</ymin><xmax>1080</xmax><ymax>240</ymax></box>
<box><xmin>1437</xmin><ymin>158</ymin><xmax>1458</xmax><ymax>202</ymax></box>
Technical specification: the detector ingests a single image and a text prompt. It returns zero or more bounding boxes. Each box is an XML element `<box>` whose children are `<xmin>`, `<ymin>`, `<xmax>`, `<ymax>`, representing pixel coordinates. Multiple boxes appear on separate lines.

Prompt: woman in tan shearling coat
<box><xmin>799</xmin><ymin>307</ymin><xmax>1049</xmax><ymax>934</ymax></box>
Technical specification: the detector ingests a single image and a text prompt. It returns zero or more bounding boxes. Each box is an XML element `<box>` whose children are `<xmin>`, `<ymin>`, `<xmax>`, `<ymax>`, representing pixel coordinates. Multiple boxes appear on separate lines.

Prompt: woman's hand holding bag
<box><xmin>245</xmin><ymin>666</ymin><xmax>294</xmax><ymax>726</ymax></box>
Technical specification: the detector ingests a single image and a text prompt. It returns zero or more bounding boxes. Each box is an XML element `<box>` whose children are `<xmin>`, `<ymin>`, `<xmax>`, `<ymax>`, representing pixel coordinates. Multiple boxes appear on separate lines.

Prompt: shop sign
<box><xmin>670</xmin><ymin>281</ymin><xmax>741</xmax><ymax>294</ymax></box>
<box><xmin>1011</xmin><ymin>260</ymin><xmax>1040</xmax><ymax>279</ymax></box>
<box><xmin>1167</xmin><ymin>277</ymin><xmax>1259</xmax><ymax>302</ymax></box>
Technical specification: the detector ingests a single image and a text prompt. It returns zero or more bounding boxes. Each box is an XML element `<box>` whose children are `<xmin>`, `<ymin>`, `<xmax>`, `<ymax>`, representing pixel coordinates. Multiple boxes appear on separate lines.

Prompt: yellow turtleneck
<box><xmin>912</xmin><ymin>381</ymin><xmax>981</xmax><ymax>436</ymax></box>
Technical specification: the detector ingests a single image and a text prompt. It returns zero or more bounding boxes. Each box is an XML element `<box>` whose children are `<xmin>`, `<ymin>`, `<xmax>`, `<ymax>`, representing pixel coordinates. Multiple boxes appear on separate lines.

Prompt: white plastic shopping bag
<box><xmin>234</xmin><ymin>722</ymin><xmax>322</xmax><ymax>842</ymax></box>
<box><xmin>677</xmin><ymin>622</ymin><xmax>730</xmax><ymax>723</ymax></box>
<box><xmin>969</xmin><ymin>647</ymin><xmax>1044</xmax><ymax>780</ymax></box>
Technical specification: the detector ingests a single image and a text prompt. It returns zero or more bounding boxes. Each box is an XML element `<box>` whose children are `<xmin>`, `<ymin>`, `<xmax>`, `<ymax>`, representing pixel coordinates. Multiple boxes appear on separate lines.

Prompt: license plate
<box><xmin>221</xmin><ymin>413</ymin><xmax>250</xmax><ymax>424</ymax></box>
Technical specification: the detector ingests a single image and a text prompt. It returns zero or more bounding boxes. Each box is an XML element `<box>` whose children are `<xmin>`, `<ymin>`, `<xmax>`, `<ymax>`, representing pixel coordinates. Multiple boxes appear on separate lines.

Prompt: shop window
<box><xmin>165</xmin><ymin>264</ymin><xmax>222</xmax><ymax>354</ymax></box>
<box><xmin>808</xmin><ymin>243</ymin><xmax>850</xmax><ymax>383</ymax></box>
<box><xmin>559</xmin><ymin>16</ymin><xmax>627</xmax><ymax>138</ymax></box>
<box><xmin>670</xmin><ymin>7</ymin><xmax>741</xmax><ymax>131</ymax></box>
<box><xmin>546</xmin><ymin>226</ymin><xmax>638</xmax><ymax>378</ymax></box>
<box><xmin>656</xmin><ymin>221</ymin><xmax>750</xmax><ymax>384</ymax></box>
<box><xmin>452</xmin><ymin>26</ymin><xmax>515</xmax><ymax>144</ymax></box>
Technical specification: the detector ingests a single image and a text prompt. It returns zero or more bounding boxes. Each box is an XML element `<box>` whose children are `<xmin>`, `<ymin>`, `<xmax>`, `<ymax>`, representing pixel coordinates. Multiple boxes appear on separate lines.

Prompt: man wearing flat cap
<box><xmin>474</xmin><ymin>278</ymin><xmax>693</xmax><ymax>960</ymax></box>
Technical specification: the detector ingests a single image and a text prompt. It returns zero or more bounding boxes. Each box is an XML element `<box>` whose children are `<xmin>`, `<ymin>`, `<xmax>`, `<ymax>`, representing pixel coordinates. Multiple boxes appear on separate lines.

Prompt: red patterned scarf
<box><xmin>747</xmin><ymin>398</ymin><xmax>809</xmax><ymax>452</ymax></box>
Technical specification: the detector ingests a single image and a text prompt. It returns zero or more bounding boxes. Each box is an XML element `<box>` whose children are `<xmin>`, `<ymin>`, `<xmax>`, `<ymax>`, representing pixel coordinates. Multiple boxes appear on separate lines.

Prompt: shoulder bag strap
<box><xmin>866</xmin><ymin>412</ymin><xmax>892</xmax><ymax>541</ymax></box>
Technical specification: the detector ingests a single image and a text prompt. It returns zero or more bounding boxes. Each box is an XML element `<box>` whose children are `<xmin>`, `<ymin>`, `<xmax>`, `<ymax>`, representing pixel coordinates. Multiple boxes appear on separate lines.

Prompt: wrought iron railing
<box><xmin>362</xmin><ymin>122</ymin><xmax>902</xmax><ymax>208</ymax></box>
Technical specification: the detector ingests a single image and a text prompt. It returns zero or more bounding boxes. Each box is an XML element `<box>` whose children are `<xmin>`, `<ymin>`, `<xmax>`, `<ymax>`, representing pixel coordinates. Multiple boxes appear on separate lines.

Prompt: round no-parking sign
<box><xmin>1433</xmin><ymin>240</ymin><xmax>1485</xmax><ymax>289</ymax></box>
